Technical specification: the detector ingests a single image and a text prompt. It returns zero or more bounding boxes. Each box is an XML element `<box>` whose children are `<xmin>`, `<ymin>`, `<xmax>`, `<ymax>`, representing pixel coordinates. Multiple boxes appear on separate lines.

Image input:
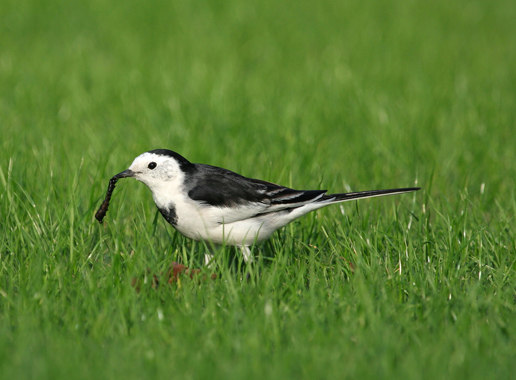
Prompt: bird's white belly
<box><xmin>169</xmin><ymin>198</ymin><xmax>285</xmax><ymax>246</ymax></box>
<box><xmin>174</xmin><ymin>207</ymin><xmax>273</xmax><ymax>246</ymax></box>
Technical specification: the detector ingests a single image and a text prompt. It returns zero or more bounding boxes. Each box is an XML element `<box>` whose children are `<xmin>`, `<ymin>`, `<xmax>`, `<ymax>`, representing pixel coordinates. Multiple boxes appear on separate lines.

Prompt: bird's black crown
<box><xmin>147</xmin><ymin>149</ymin><xmax>194</xmax><ymax>172</ymax></box>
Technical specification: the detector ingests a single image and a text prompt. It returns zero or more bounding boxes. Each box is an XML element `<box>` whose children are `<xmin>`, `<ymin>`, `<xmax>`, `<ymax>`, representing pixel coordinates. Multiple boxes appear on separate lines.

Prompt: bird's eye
<box><xmin>148</xmin><ymin>162</ymin><xmax>157</xmax><ymax>170</ymax></box>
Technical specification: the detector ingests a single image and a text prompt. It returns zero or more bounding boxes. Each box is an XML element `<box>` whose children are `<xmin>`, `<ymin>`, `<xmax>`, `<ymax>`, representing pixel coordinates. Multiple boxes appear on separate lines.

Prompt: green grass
<box><xmin>1</xmin><ymin>0</ymin><xmax>516</xmax><ymax>378</ymax></box>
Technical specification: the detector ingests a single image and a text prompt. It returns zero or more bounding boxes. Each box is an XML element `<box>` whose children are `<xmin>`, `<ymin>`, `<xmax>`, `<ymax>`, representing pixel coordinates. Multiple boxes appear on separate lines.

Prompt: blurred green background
<box><xmin>1</xmin><ymin>0</ymin><xmax>515</xmax><ymax>379</ymax></box>
<box><xmin>3</xmin><ymin>0</ymin><xmax>514</xmax><ymax>192</ymax></box>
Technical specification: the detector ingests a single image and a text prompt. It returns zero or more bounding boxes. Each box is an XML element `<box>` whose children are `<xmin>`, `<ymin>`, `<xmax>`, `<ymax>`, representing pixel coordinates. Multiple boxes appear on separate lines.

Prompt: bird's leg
<box><xmin>203</xmin><ymin>244</ymin><xmax>217</xmax><ymax>267</ymax></box>
<box><xmin>204</xmin><ymin>253</ymin><xmax>214</xmax><ymax>266</ymax></box>
<box><xmin>241</xmin><ymin>246</ymin><xmax>253</xmax><ymax>263</ymax></box>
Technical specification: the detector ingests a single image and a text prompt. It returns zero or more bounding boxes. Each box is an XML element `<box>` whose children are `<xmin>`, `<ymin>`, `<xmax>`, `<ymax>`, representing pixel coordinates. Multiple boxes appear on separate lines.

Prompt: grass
<box><xmin>1</xmin><ymin>0</ymin><xmax>516</xmax><ymax>378</ymax></box>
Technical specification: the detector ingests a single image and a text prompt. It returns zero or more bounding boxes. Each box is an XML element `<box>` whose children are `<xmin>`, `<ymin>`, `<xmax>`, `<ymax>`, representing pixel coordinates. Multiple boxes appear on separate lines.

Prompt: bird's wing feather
<box><xmin>186</xmin><ymin>164</ymin><xmax>270</xmax><ymax>207</ymax></box>
<box><xmin>186</xmin><ymin>164</ymin><xmax>327</xmax><ymax>223</ymax></box>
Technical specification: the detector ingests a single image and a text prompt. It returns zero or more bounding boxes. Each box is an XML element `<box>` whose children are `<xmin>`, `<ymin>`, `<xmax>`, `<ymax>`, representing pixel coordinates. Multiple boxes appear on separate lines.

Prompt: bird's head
<box><xmin>113</xmin><ymin>149</ymin><xmax>193</xmax><ymax>190</ymax></box>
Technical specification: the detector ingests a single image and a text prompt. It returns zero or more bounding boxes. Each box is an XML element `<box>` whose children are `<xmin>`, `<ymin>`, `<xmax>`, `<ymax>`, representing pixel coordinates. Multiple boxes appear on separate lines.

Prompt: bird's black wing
<box><xmin>186</xmin><ymin>164</ymin><xmax>327</xmax><ymax>209</ymax></box>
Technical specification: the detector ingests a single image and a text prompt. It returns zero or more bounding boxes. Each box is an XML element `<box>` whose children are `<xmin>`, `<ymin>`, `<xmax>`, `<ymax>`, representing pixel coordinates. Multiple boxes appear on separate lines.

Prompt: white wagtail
<box><xmin>96</xmin><ymin>149</ymin><xmax>419</xmax><ymax>262</ymax></box>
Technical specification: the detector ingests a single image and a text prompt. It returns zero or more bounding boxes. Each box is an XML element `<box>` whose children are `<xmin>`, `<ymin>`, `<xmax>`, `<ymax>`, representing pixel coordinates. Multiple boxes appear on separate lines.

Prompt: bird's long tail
<box><xmin>320</xmin><ymin>187</ymin><xmax>420</xmax><ymax>204</ymax></box>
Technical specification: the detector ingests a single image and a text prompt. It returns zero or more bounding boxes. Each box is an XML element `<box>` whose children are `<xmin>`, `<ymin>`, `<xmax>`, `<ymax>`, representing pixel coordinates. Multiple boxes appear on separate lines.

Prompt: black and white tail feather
<box><xmin>96</xmin><ymin>149</ymin><xmax>420</xmax><ymax>263</ymax></box>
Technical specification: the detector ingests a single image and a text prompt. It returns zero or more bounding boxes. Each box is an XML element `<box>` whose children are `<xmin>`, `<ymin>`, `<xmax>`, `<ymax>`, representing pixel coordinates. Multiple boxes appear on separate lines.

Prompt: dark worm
<box><xmin>95</xmin><ymin>176</ymin><xmax>119</xmax><ymax>223</ymax></box>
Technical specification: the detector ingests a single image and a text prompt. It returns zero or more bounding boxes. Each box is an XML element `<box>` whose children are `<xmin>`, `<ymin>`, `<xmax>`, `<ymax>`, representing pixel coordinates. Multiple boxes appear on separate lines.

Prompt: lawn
<box><xmin>1</xmin><ymin>0</ymin><xmax>516</xmax><ymax>379</ymax></box>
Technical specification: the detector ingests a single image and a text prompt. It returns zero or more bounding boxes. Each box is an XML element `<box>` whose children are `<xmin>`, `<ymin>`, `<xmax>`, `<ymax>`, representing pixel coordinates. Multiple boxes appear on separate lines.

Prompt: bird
<box><xmin>96</xmin><ymin>149</ymin><xmax>419</xmax><ymax>263</ymax></box>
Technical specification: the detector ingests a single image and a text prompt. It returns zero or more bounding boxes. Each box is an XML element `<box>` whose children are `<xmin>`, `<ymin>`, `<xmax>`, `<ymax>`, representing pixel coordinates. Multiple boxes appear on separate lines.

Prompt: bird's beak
<box><xmin>113</xmin><ymin>169</ymin><xmax>135</xmax><ymax>179</ymax></box>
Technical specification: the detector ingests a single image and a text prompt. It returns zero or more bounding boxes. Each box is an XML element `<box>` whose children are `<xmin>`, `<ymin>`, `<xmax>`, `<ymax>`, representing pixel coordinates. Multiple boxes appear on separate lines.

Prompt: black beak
<box><xmin>113</xmin><ymin>169</ymin><xmax>135</xmax><ymax>179</ymax></box>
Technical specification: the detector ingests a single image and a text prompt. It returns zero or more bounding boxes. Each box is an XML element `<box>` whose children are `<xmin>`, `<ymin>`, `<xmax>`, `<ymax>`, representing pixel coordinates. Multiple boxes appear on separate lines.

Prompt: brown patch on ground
<box><xmin>132</xmin><ymin>262</ymin><xmax>217</xmax><ymax>292</ymax></box>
